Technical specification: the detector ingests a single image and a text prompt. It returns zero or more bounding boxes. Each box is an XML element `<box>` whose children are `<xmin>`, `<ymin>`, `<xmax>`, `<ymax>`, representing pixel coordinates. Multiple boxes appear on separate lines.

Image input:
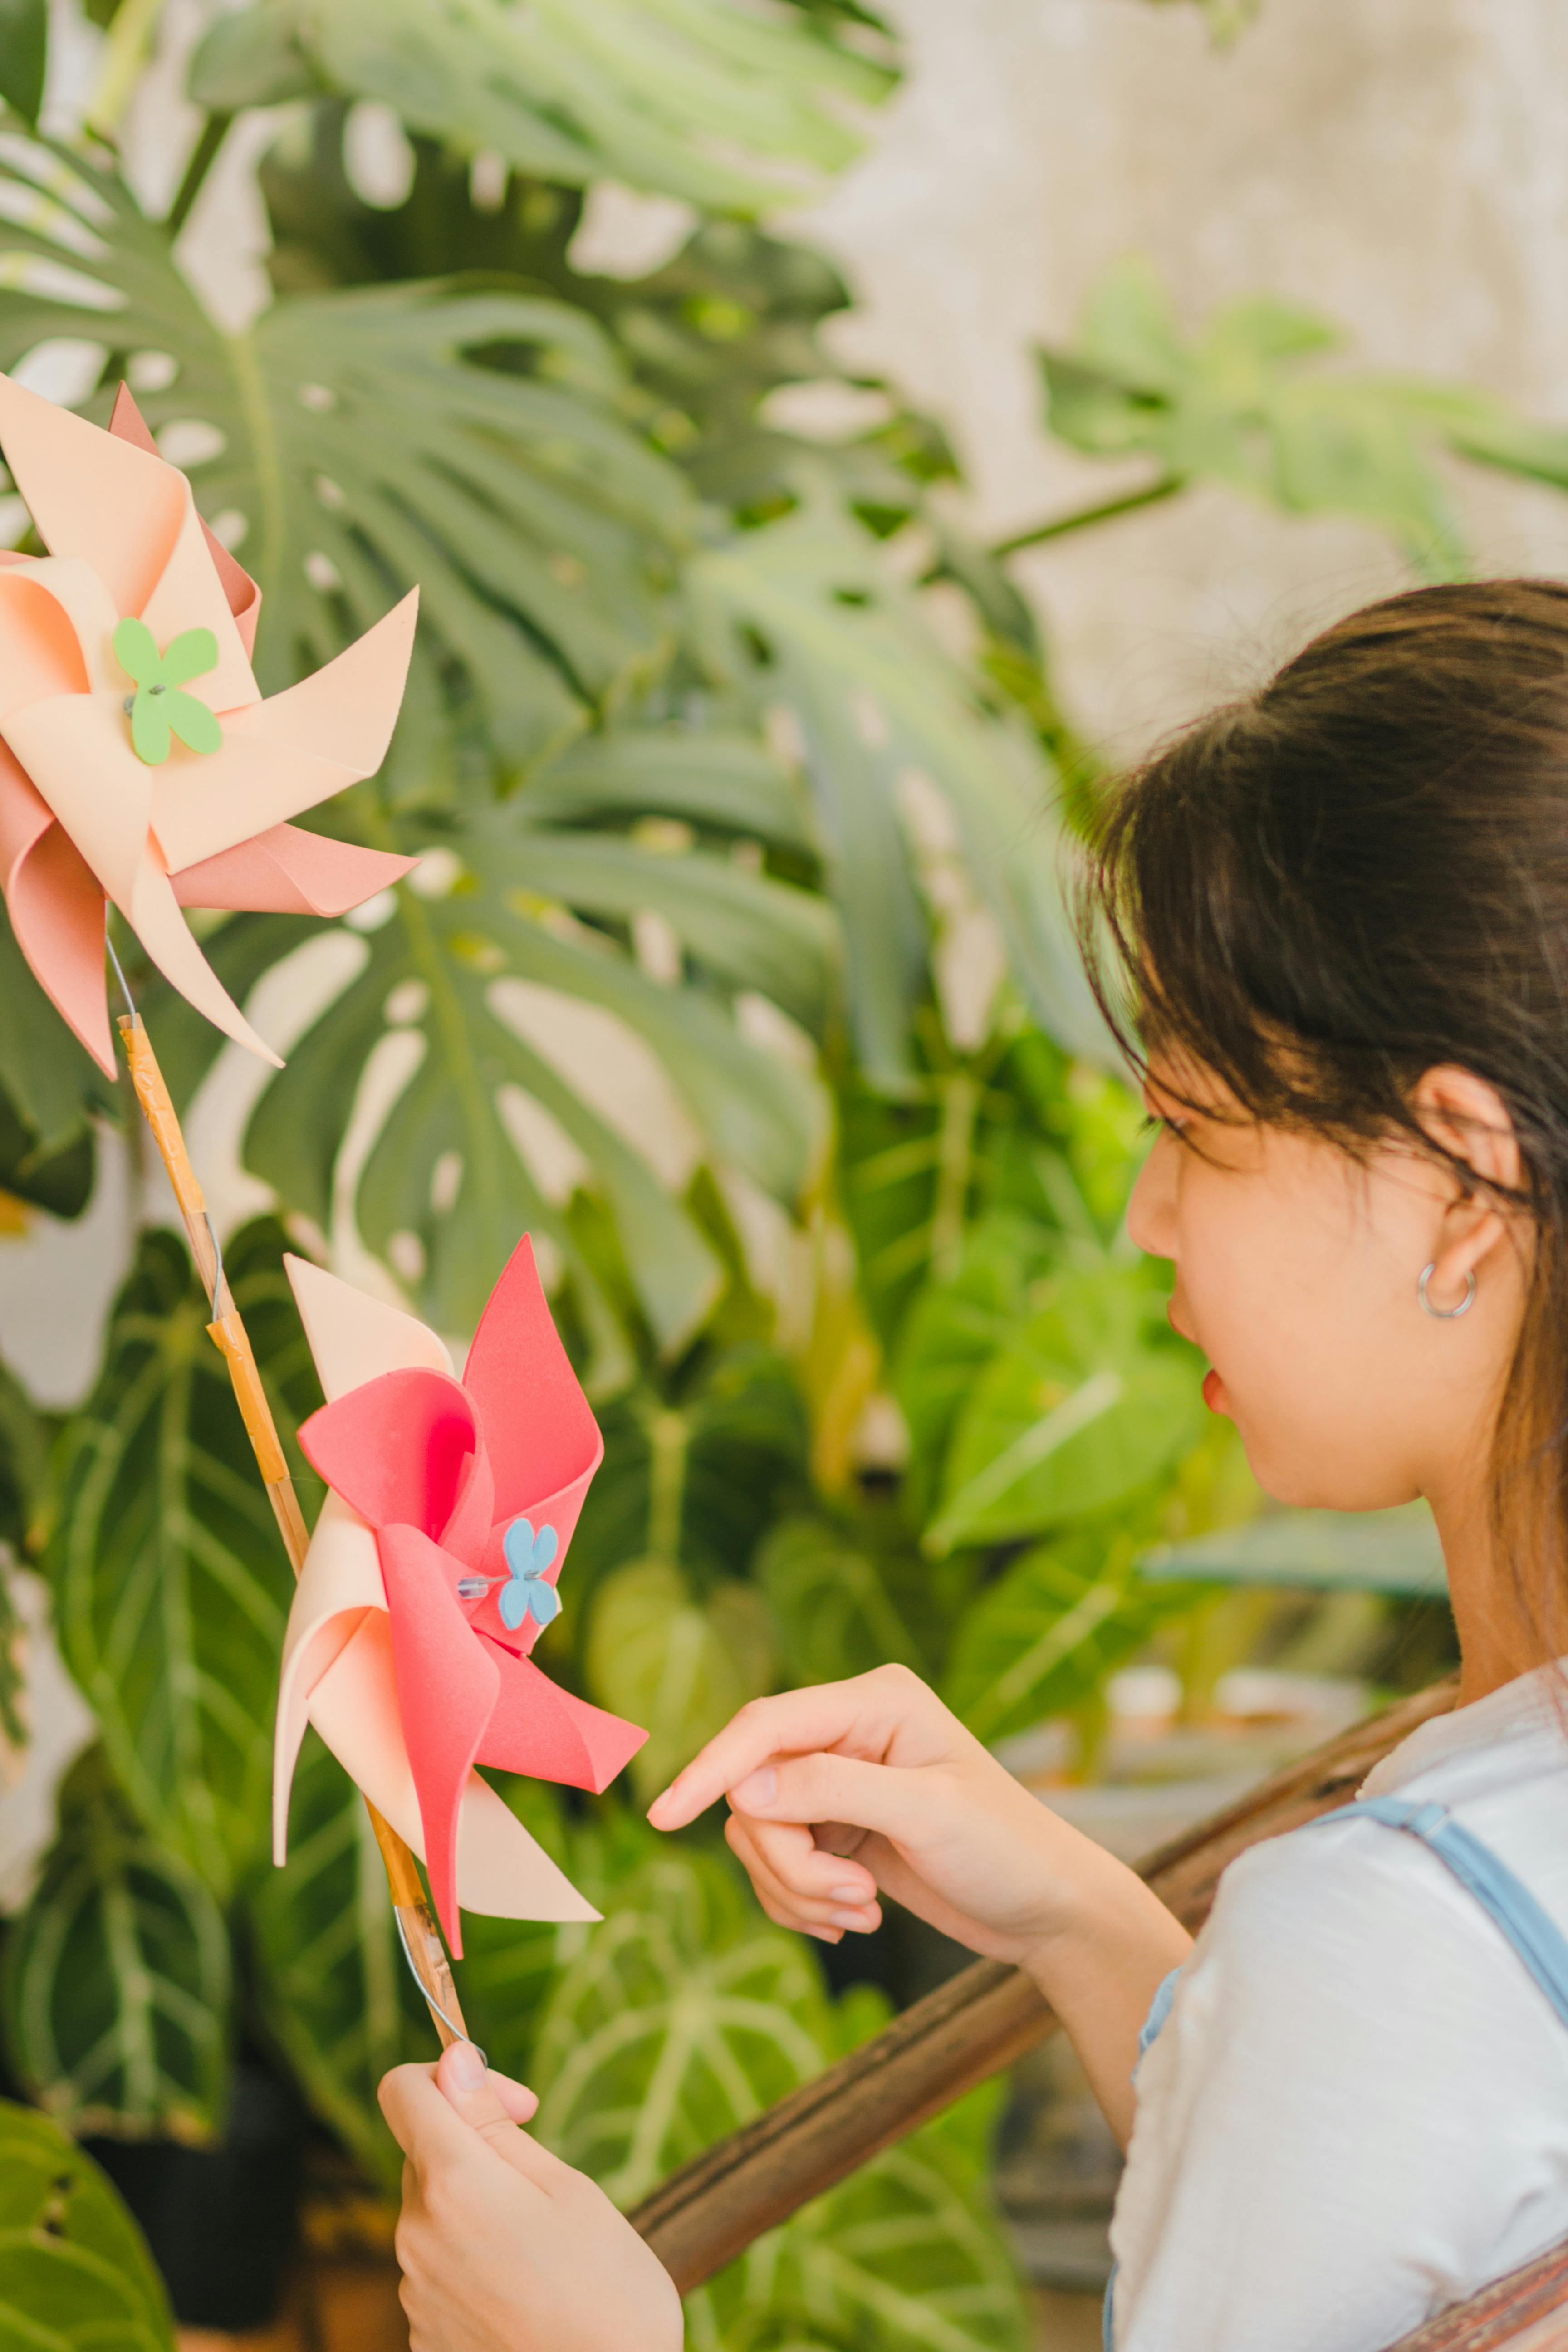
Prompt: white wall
<box><xmin>801</xmin><ymin>0</ymin><xmax>1568</xmax><ymax>761</ymax></box>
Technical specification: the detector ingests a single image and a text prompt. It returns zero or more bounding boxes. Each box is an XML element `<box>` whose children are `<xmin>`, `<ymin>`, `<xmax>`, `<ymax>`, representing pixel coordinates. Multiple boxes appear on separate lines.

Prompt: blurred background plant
<box><xmin>0</xmin><ymin>0</ymin><xmax>1558</xmax><ymax>2343</ymax></box>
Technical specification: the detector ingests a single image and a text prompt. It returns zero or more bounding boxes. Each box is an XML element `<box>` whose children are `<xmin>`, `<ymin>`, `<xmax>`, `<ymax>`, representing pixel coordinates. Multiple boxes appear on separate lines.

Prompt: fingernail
<box><xmin>830</xmin><ymin>1885</ymin><xmax>865</xmax><ymax>1905</ymax></box>
<box><xmin>832</xmin><ymin>1911</ymin><xmax>872</xmax><ymax>1932</ymax></box>
<box><xmin>446</xmin><ymin>2038</ymin><xmax>486</xmax><ymax>2088</ymax></box>
<box><xmin>733</xmin><ymin>1767</ymin><xmax>776</xmax><ymax>1810</ymax></box>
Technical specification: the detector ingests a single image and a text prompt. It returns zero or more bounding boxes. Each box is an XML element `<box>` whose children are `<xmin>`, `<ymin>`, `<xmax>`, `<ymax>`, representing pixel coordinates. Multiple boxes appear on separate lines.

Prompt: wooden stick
<box><xmin>628</xmin><ymin>1675</ymin><xmax>1460</xmax><ymax>2292</ymax></box>
<box><xmin>1385</xmin><ymin>2238</ymin><xmax>1568</xmax><ymax>2349</ymax></box>
<box><xmin>116</xmin><ymin>1010</ymin><xmax>470</xmax><ymax>2050</ymax></box>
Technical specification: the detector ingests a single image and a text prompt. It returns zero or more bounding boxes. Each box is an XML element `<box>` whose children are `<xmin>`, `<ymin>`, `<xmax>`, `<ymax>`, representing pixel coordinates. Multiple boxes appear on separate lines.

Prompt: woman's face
<box><xmin>1127</xmin><ymin>1056</ymin><xmax>1526</xmax><ymax>1514</ymax></box>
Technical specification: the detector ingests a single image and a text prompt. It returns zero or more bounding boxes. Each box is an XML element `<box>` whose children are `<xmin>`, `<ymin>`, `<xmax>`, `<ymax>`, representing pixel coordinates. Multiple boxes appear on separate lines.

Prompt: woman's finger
<box><xmin>380</xmin><ymin>2059</ymin><xmax>564</xmax><ymax>2195</ymax></box>
<box><xmin>729</xmin><ymin>1748</ymin><xmax>950</xmax><ymax>1856</ymax></box>
<box><xmin>729</xmin><ymin>1810</ymin><xmax>881</xmax><ymax>1907</ymax></box>
<box><xmin>646</xmin><ymin>1666</ymin><xmax>946</xmax><ymax>1831</ymax></box>
<box><xmin>726</xmin><ymin>1814</ymin><xmax>882</xmax><ymax>1937</ymax></box>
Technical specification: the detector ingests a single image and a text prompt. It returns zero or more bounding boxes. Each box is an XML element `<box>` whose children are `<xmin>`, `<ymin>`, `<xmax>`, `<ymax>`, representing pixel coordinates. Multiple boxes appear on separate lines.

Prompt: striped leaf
<box><xmin>243</xmin><ymin>1730</ymin><xmax>431</xmax><ymax>2190</ymax></box>
<box><xmin>0</xmin><ymin>1751</ymin><xmax>230</xmax><ymax>2145</ymax></box>
<box><xmin>532</xmin><ymin>1843</ymin><xmax>1029</xmax><ymax>2352</ymax></box>
<box><xmin>45</xmin><ymin>1222</ymin><xmax>321</xmax><ymax>1898</ymax></box>
<box><xmin>0</xmin><ymin>2099</ymin><xmax>174</xmax><ymax>2352</ymax></box>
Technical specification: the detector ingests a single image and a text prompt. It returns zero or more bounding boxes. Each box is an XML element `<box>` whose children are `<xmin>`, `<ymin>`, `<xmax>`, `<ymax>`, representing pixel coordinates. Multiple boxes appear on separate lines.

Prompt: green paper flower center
<box><xmin>112</xmin><ymin>618</ymin><xmax>224</xmax><ymax>767</ymax></box>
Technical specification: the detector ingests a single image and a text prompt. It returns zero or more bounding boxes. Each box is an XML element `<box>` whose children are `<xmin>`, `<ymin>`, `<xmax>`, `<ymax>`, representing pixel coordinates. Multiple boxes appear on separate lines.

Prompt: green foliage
<box><xmin>192</xmin><ymin>0</ymin><xmax>894</xmax><ymax>215</ymax></box>
<box><xmin>944</xmin><ymin>1529</ymin><xmax>1181</xmax><ymax>1746</ymax></box>
<box><xmin>534</xmin><ymin>1843</ymin><xmax>827</xmax><ymax>2201</ymax></box>
<box><xmin>151</xmin><ymin>821</ymin><xmax>826</xmax><ymax>1338</ymax></box>
<box><xmin>0</xmin><ymin>0</ymin><xmax>45</xmax><ymax>127</ymax></box>
<box><xmin>756</xmin><ymin>1517</ymin><xmax>926</xmax><ymax>1687</ymax></box>
<box><xmin>0</xmin><ymin>916</ymin><xmax>105</xmax><ymax>1200</ymax></box>
<box><xmin>531</xmin><ymin>1841</ymin><xmax>1029</xmax><ymax>2352</ymax></box>
<box><xmin>242</xmin><ymin>1730</ymin><xmax>431</xmax><ymax>2188</ymax></box>
<box><xmin>0</xmin><ymin>2100</ymin><xmax>174</xmax><ymax>2352</ymax></box>
<box><xmin>689</xmin><ymin>490</ymin><xmax>1106</xmax><ymax>1086</ymax></box>
<box><xmin>0</xmin><ymin>1752</ymin><xmax>230</xmax><ymax>2146</ymax></box>
<box><xmin>44</xmin><ymin>1221</ymin><xmax>318</xmax><ymax>1898</ymax></box>
<box><xmin>573</xmin><ymin>1345</ymin><xmax>809</xmax><ymax>1788</ymax></box>
<box><xmin>0</xmin><ymin>1351</ymin><xmax>46</xmax><ymax>1564</ymax></box>
<box><xmin>0</xmin><ymin>132</ymin><xmax>689</xmax><ymax>781</ymax></box>
<box><xmin>1037</xmin><ymin>253</ymin><xmax>1516</xmax><ymax>577</ymax></box>
<box><xmin>926</xmin><ymin>1264</ymin><xmax>1206</xmax><ymax>1554</ymax></box>
<box><xmin>588</xmin><ymin>1559</ymin><xmax>775</xmax><ymax>1802</ymax></box>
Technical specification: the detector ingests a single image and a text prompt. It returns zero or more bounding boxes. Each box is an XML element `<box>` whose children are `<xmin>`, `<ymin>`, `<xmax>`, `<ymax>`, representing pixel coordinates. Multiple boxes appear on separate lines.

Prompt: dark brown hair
<box><xmin>1083</xmin><ymin>579</ymin><xmax>1568</xmax><ymax>1666</ymax></box>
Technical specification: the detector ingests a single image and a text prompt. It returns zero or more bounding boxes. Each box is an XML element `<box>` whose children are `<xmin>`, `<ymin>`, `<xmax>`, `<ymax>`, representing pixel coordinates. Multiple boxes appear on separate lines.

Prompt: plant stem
<box><xmin>85</xmin><ymin>0</ymin><xmax>166</xmax><ymax>142</ymax></box>
<box><xmin>929</xmin><ymin>1071</ymin><xmax>979</xmax><ymax>1284</ymax></box>
<box><xmin>646</xmin><ymin>1406</ymin><xmax>689</xmax><ymax>1566</ymax></box>
<box><xmin>990</xmin><ymin>473</ymin><xmax>1186</xmax><ymax>559</ymax></box>
<box><xmin>166</xmin><ymin>112</ymin><xmax>232</xmax><ymax>238</ymax></box>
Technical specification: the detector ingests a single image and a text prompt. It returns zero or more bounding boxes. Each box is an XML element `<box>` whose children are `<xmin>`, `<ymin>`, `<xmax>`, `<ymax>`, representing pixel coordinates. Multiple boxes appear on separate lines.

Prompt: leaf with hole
<box><xmin>0</xmin><ymin>132</ymin><xmax>691</xmax><ymax>789</ymax></box>
<box><xmin>0</xmin><ymin>2098</ymin><xmax>174</xmax><ymax>2352</ymax></box>
<box><xmin>689</xmin><ymin>486</ymin><xmax>1107</xmax><ymax>1086</ymax></box>
<box><xmin>192</xmin><ymin>0</ymin><xmax>893</xmax><ymax>215</ymax></box>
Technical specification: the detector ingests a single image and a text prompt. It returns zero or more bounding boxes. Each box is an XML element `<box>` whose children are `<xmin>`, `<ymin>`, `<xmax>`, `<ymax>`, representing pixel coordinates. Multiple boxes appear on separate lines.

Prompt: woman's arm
<box><xmin>648</xmin><ymin>1665</ymin><xmax>1191</xmax><ymax>2143</ymax></box>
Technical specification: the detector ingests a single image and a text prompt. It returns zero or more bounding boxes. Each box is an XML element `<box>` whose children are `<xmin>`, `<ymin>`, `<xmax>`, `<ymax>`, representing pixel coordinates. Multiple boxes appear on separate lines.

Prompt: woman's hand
<box><xmin>647</xmin><ymin>1664</ymin><xmax>1122</xmax><ymax>1968</ymax></box>
<box><xmin>646</xmin><ymin>1665</ymin><xmax>1191</xmax><ymax>2143</ymax></box>
<box><xmin>380</xmin><ymin>2041</ymin><xmax>683</xmax><ymax>2352</ymax></box>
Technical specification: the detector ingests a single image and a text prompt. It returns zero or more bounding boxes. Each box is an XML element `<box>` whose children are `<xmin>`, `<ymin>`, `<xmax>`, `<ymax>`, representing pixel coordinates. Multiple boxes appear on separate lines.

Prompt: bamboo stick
<box><xmin>628</xmin><ymin>1675</ymin><xmax>1460</xmax><ymax>2291</ymax></box>
<box><xmin>116</xmin><ymin>1009</ymin><xmax>470</xmax><ymax>2051</ymax></box>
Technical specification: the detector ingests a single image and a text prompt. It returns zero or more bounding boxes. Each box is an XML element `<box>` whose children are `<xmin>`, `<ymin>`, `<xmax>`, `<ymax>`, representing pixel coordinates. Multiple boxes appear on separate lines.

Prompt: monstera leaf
<box><xmin>191</xmin><ymin>0</ymin><xmax>893</xmax><ymax>215</ymax></box>
<box><xmin>141</xmin><ymin>780</ymin><xmax>829</xmax><ymax>1341</ymax></box>
<box><xmin>689</xmin><ymin>486</ymin><xmax>1108</xmax><ymax>1088</ymax></box>
<box><xmin>0</xmin><ymin>1751</ymin><xmax>231</xmax><ymax>2145</ymax></box>
<box><xmin>45</xmin><ymin>1222</ymin><xmax>320</xmax><ymax>1898</ymax></box>
<box><xmin>0</xmin><ymin>130</ymin><xmax>691</xmax><ymax>791</ymax></box>
<box><xmin>0</xmin><ymin>2101</ymin><xmax>174</xmax><ymax>2352</ymax></box>
<box><xmin>1036</xmin><ymin>255</ymin><xmax>1521</xmax><ymax>579</ymax></box>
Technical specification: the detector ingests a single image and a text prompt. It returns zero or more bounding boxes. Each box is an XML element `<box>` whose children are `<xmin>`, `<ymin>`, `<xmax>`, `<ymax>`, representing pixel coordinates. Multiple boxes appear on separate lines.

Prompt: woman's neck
<box><xmin>1429</xmin><ymin>1473</ymin><xmax>1551</xmax><ymax>1705</ymax></box>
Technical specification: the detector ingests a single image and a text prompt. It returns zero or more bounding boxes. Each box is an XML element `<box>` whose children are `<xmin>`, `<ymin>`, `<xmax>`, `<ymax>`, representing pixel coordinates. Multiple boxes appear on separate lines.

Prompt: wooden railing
<box><xmin>627</xmin><ymin>1673</ymin><xmax>1568</xmax><ymax>2346</ymax></box>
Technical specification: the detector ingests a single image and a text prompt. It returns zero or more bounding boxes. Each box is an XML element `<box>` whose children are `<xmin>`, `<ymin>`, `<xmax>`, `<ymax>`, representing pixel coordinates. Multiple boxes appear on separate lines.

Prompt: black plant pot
<box><xmin>85</xmin><ymin>2063</ymin><xmax>306</xmax><ymax>2331</ymax></box>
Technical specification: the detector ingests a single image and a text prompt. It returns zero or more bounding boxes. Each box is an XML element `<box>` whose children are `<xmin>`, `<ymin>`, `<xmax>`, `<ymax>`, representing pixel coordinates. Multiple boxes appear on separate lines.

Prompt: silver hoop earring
<box><xmin>1418</xmin><ymin>1263</ymin><xmax>1476</xmax><ymax>1320</ymax></box>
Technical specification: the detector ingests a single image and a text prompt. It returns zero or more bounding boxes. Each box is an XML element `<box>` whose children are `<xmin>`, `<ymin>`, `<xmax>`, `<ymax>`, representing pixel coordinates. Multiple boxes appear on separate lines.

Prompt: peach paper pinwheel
<box><xmin>0</xmin><ymin>371</ymin><xmax>419</xmax><ymax>1075</ymax></box>
<box><xmin>274</xmin><ymin>1236</ymin><xmax>647</xmax><ymax>1952</ymax></box>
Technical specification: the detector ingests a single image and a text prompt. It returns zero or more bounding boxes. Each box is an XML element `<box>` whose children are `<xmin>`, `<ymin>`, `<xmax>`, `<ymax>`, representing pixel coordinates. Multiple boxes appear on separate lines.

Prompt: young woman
<box><xmin>382</xmin><ymin>580</ymin><xmax>1568</xmax><ymax>2352</ymax></box>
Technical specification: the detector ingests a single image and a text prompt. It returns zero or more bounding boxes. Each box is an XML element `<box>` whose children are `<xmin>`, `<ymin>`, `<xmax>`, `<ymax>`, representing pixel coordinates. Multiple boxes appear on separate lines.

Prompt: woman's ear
<box><xmin>1410</xmin><ymin>1064</ymin><xmax>1523</xmax><ymax>1301</ymax></box>
<box><xmin>1411</xmin><ymin>1065</ymin><xmax>1522</xmax><ymax>1196</ymax></box>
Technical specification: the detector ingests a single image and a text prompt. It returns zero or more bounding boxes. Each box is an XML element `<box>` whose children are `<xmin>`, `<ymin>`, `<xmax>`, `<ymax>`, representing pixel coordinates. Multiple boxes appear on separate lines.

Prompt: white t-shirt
<box><xmin>1108</xmin><ymin>1661</ymin><xmax>1568</xmax><ymax>2351</ymax></box>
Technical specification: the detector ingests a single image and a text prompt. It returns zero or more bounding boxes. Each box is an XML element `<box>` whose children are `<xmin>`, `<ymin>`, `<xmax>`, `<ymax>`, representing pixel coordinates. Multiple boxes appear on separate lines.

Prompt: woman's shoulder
<box><xmin>1185</xmin><ymin>1783</ymin><xmax>1568</xmax><ymax>2056</ymax></box>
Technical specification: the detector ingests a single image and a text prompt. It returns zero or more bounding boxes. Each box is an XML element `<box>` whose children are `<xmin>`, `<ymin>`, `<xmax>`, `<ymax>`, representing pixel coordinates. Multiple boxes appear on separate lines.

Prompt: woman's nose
<box><xmin>1127</xmin><ymin>1132</ymin><xmax>1177</xmax><ymax>1260</ymax></box>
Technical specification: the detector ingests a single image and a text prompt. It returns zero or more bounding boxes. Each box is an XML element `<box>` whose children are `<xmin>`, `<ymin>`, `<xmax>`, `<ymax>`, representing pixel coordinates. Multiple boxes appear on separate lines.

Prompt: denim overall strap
<box><xmin>1102</xmin><ymin>1797</ymin><xmax>1568</xmax><ymax>2349</ymax></box>
<box><xmin>1309</xmin><ymin>1797</ymin><xmax>1568</xmax><ymax>2029</ymax></box>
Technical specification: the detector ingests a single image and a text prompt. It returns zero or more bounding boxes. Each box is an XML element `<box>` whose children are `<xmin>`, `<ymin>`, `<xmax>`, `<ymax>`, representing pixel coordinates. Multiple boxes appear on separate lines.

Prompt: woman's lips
<box><xmin>1202</xmin><ymin>1366</ymin><xmax>1228</xmax><ymax>1414</ymax></box>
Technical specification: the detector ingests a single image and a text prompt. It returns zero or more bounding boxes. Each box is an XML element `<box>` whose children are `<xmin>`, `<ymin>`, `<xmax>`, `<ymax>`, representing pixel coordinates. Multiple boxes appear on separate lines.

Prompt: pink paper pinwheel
<box><xmin>0</xmin><ymin>372</ymin><xmax>419</xmax><ymax>1075</ymax></box>
<box><xmin>274</xmin><ymin>1236</ymin><xmax>647</xmax><ymax>1951</ymax></box>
